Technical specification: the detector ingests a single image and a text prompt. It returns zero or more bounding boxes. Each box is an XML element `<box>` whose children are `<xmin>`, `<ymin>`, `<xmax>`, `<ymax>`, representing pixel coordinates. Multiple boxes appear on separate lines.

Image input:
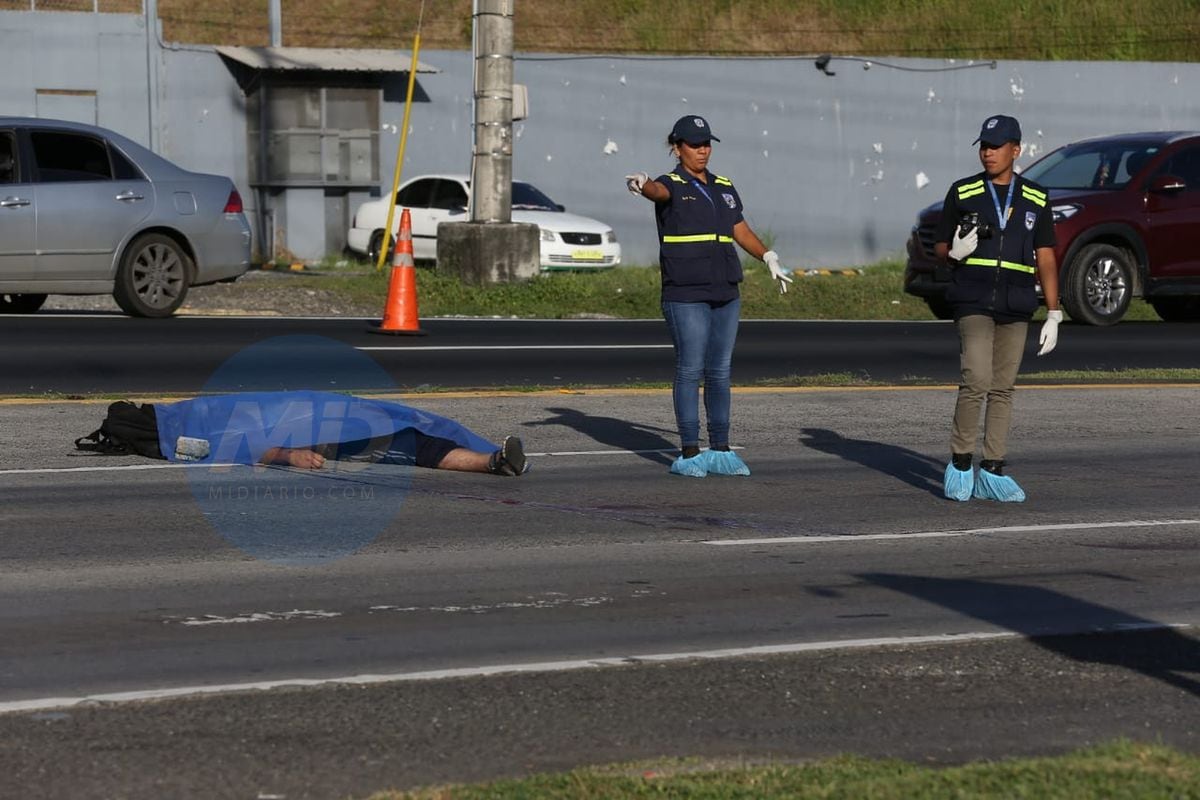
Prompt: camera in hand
<box><xmin>958</xmin><ymin>211</ymin><xmax>993</xmax><ymax>239</ymax></box>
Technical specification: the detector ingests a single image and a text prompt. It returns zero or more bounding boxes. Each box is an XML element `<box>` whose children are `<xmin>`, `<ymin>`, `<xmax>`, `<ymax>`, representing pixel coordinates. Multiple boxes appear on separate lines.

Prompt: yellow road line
<box><xmin>1</xmin><ymin>383</ymin><xmax>1197</xmax><ymax>405</ymax></box>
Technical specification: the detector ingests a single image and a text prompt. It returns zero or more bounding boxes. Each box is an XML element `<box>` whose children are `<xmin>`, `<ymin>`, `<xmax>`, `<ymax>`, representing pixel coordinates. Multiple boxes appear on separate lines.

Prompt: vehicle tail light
<box><xmin>223</xmin><ymin>189</ymin><xmax>244</xmax><ymax>214</ymax></box>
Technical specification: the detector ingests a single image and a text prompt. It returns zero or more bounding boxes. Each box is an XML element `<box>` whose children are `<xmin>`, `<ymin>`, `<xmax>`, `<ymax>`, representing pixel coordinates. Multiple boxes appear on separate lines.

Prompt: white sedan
<box><xmin>347</xmin><ymin>174</ymin><xmax>620</xmax><ymax>270</ymax></box>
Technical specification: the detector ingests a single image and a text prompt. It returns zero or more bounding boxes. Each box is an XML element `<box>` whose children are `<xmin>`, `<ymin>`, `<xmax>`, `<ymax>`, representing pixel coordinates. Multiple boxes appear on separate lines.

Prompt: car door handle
<box><xmin>115</xmin><ymin>191</ymin><xmax>145</xmax><ymax>202</ymax></box>
<box><xmin>0</xmin><ymin>196</ymin><xmax>31</xmax><ymax>208</ymax></box>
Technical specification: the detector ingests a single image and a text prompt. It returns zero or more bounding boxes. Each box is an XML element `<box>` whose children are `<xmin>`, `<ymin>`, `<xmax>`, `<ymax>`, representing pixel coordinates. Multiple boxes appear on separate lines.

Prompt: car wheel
<box><xmin>368</xmin><ymin>230</ymin><xmax>394</xmax><ymax>266</ymax></box>
<box><xmin>924</xmin><ymin>296</ymin><xmax>954</xmax><ymax>320</ymax></box>
<box><xmin>0</xmin><ymin>293</ymin><xmax>47</xmax><ymax>314</ymax></box>
<box><xmin>1150</xmin><ymin>296</ymin><xmax>1200</xmax><ymax>322</ymax></box>
<box><xmin>112</xmin><ymin>233</ymin><xmax>191</xmax><ymax>318</ymax></box>
<box><xmin>1061</xmin><ymin>243</ymin><xmax>1133</xmax><ymax>326</ymax></box>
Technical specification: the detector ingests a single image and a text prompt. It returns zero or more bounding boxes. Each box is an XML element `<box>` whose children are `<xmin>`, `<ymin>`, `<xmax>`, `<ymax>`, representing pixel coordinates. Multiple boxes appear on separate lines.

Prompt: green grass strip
<box><xmin>292</xmin><ymin>257</ymin><xmax>1171</xmax><ymax>323</ymax></box>
<box><xmin>372</xmin><ymin>741</ymin><xmax>1199</xmax><ymax>799</ymax></box>
<box><xmin>1022</xmin><ymin>368</ymin><xmax>1200</xmax><ymax>383</ymax></box>
<box><xmin>298</xmin><ymin>259</ymin><xmax>945</xmax><ymax>321</ymax></box>
<box><xmin>753</xmin><ymin>372</ymin><xmax>891</xmax><ymax>387</ymax></box>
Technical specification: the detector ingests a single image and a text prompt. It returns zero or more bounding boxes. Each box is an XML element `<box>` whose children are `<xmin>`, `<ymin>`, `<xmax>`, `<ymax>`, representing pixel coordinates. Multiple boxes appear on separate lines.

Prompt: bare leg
<box><xmin>259</xmin><ymin>447</ymin><xmax>326</xmax><ymax>469</ymax></box>
<box><xmin>258</xmin><ymin>440</ymin><xmax>525</xmax><ymax>476</ymax></box>
<box><xmin>434</xmin><ymin>447</ymin><xmax>491</xmax><ymax>473</ymax></box>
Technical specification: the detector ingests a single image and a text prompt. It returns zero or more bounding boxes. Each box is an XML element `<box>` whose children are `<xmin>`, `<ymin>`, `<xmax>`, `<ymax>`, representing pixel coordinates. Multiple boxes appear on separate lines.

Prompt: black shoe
<box><xmin>980</xmin><ymin>459</ymin><xmax>1005</xmax><ymax>475</ymax></box>
<box><xmin>488</xmin><ymin>436</ymin><xmax>528</xmax><ymax>476</ymax></box>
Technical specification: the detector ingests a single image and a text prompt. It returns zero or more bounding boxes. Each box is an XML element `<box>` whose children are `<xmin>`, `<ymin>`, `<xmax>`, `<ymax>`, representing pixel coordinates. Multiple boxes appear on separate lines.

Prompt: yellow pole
<box><xmin>376</xmin><ymin>31</ymin><xmax>423</xmax><ymax>272</ymax></box>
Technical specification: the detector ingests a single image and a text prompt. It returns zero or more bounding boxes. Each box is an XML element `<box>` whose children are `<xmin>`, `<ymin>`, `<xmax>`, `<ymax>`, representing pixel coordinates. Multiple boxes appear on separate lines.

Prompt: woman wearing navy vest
<box><xmin>934</xmin><ymin>115</ymin><xmax>1063</xmax><ymax>502</ymax></box>
<box><xmin>625</xmin><ymin>115</ymin><xmax>793</xmax><ymax>477</ymax></box>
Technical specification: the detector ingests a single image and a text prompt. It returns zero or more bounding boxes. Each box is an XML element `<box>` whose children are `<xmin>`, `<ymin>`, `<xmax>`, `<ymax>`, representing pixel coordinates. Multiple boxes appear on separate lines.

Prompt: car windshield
<box><xmin>1021</xmin><ymin>140</ymin><xmax>1161</xmax><ymax>190</ymax></box>
<box><xmin>464</xmin><ymin>180</ymin><xmax>561</xmax><ymax>211</ymax></box>
<box><xmin>512</xmin><ymin>182</ymin><xmax>560</xmax><ymax>210</ymax></box>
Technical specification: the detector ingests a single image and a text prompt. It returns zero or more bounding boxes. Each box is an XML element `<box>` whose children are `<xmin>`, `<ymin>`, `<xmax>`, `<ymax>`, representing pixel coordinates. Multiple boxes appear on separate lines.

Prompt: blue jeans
<box><xmin>661</xmin><ymin>297</ymin><xmax>741</xmax><ymax>447</ymax></box>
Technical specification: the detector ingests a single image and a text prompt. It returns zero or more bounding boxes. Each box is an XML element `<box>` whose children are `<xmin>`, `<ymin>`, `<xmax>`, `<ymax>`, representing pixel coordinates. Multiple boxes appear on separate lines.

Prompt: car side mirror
<box><xmin>1149</xmin><ymin>174</ymin><xmax>1186</xmax><ymax>193</ymax></box>
<box><xmin>555</xmin><ymin>203</ymin><xmax>565</xmax><ymax>212</ymax></box>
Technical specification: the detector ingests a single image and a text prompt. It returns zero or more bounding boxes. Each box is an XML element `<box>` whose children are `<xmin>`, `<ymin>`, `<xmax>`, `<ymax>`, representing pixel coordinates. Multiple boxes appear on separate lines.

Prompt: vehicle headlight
<box><xmin>540</xmin><ymin>228</ymin><xmax>556</xmax><ymax>243</ymax></box>
<box><xmin>606</xmin><ymin>230</ymin><xmax>618</xmax><ymax>243</ymax></box>
<box><xmin>1051</xmin><ymin>203</ymin><xmax>1082</xmax><ymax>222</ymax></box>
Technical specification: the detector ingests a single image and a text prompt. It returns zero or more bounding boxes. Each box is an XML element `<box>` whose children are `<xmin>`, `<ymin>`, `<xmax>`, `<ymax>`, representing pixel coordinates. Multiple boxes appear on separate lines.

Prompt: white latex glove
<box><xmin>948</xmin><ymin>227</ymin><xmax>978</xmax><ymax>261</ymax></box>
<box><xmin>763</xmin><ymin>250</ymin><xmax>793</xmax><ymax>294</ymax></box>
<box><xmin>1037</xmin><ymin>309</ymin><xmax>1063</xmax><ymax>356</ymax></box>
<box><xmin>625</xmin><ymin>171</ymin><xmax>649</xmax><ymax>196</ymax></box>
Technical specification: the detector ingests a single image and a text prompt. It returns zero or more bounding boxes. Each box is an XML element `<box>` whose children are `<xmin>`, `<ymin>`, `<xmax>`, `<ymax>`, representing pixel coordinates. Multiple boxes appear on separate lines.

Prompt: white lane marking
<box><xmin>0</xmin><ymin>447</ymin><xmax>741</xmax><ymax>476</ymax></box>
<box><xmin>356</xmin><ymin>344</ymin><xmax>673</xmax><ymax>351</ymax></box>
<box><xmin>21</xmin><ymin>314</ymin><xmax>944</xmax><ymax>324</ymax></box>
<box><xmin>528</xmin><ymin>446</ymin><xmax>743</xmax><ymax>457</ymax></box>
<box><xmin>529</xmin><ymin>448</ymin><xmax>672</xmax><ymax>457</ymax></box>
<box><xmin>165</xmin><ymin>597</ymin><xmax>615</xmax><ymax>626</ymax></box>
<box><xmin>0</xmin><ymin>463</ymin><xmax>207</xmax><ymax>476</ymax></box>
<box><xmin>371</xmin><ymin>596</ymin><xmax>612</xmax><ymax>614</ymax></box>
<box><xmin>171</xmin><ymin>610</ymin><xmax>342</xmax><ymax>627</ymax></box>
<box><xmin>703</xmin><ymin>519</ymin><xmax>1200</xmax><ymax>546</ymax></box>
<box><xmin>1</xmin><ymin>623</ymin><xmax>1184</xmax><ymax>715</ymax></box>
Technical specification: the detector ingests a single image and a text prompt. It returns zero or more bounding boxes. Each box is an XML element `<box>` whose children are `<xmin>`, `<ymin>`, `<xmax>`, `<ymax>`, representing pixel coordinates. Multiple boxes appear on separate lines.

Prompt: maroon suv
<box><xmin>904</xmin><ymin>131</ymin><xmax>1200</xmax><ymax>325</ymax></box>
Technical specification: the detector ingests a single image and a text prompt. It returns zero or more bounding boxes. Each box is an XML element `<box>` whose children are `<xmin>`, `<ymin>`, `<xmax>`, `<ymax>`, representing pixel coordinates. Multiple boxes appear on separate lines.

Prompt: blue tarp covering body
<box><xmin>155</xmin><ymin>391</ymin><xmax>497</xmax><ymax>464</ymax></box>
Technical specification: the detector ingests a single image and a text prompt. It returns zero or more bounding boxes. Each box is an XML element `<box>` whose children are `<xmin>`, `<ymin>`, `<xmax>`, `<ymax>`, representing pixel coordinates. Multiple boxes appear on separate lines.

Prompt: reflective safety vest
<box><xmin>961</xmin><ymin>257</ymin><xmax>1036</xmax><ymax>275</ymax></box>
<box><xmin>654</xmin><ymin>167</ymin><xmax>745</xmax><ymax>303</ymax></box>
<box><xmin>937</xmin><ymin>172</ymin><xmax>1056</xmax><ymax>322</ymax></box>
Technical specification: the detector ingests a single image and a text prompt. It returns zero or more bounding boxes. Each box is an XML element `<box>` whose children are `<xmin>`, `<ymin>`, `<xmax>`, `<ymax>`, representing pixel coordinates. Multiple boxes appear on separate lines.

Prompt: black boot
<box><xmin>951</xmin><ymin>452</ymin><xmax>973</xmax><ymax>471</ymax></box>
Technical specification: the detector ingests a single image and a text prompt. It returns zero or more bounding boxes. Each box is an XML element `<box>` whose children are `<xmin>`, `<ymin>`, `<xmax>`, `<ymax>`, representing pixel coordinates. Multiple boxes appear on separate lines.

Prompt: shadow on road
<box><xmin>861</xmin><ymin>572</ymin><xmax>1200</xmax><ymax>698</ymax></box>
<box><xmin>800</xmin><ymin>427</ymin><xmax>944</xmax><ymax>496</ymax></box>
<box><xmin>524</xmin><ymin>406</ymin><xmax>676</xmax><ymax>465</ymax></box>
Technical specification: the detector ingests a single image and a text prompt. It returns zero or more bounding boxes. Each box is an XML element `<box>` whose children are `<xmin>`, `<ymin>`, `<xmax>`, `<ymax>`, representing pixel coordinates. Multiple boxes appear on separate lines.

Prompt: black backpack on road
<box><xmin>74</xmin><ymin>401</ymin><xmax>165</xmax><ymax>459</ymax></box>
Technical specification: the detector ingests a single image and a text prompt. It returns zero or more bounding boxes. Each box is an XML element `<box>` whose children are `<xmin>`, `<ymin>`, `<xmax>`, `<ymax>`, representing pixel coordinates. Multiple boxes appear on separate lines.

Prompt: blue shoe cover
<box><xmin>973</xmin><ymin>469</ymin><xmax>1026</xmax><ymax>502</ymax></box>
<box><xmin>943</xmin><ymin>463</ymin><xmax>974</xmax><ymax>502</ymax></box>
<box><xmin>669</xmin><ymin>454</ymin><xmax>708</xmax><ymax>477</ymax></box>
<box><xmin>705</xmin><ymin>449</ymin><xmax>751</xmax><ymax>476</ymax></box>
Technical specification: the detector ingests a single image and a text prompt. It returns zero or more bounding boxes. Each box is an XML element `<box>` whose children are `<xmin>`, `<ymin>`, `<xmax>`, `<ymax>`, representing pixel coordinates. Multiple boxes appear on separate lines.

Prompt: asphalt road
<box><xmin>2</xmin><ymin>386</ymin><xmax>1199</xmax><ymax>799</ymax></box>
<box><xmin>3</xmin><ymin>315</ymin><xmax>1200</xmax><ymax>394</ymax></box>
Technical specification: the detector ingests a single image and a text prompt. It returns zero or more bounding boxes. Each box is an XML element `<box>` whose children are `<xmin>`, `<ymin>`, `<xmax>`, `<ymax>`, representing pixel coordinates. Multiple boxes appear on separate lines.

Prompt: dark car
<box><xmin>904</xmin><ymin>131</ymin><xmax>1200</xmax><ymax>325</ymax></box>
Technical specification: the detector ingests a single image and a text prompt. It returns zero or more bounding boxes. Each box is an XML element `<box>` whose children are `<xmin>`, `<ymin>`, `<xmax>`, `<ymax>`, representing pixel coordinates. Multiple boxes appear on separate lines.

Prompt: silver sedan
<box><xmin>0</xmin><ymin>117</ymin><xmax>251</xmax><ymax>317</ymax></box>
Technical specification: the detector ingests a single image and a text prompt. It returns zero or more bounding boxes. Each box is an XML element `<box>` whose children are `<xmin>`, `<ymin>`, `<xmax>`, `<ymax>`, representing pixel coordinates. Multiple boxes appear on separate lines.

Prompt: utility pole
<box><xmin>470</xmin><ymin>0</ymin><xmax>513</xmax><ymax>222</ymax></box>
<box><xmin>268</xmin><ymin>0</ymin><xmax>282</xmax><ymax>46</ymax></box>
<box><xmin>438</xmin><ymin>0</ymin><xmax>538</xmax><ymax>283</ymax></box>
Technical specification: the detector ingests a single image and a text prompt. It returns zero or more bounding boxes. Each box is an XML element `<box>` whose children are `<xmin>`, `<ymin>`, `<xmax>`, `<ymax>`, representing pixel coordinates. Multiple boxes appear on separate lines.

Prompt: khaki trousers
<box><xmin>950</xmin><ymin>314</ymin><xmax>1028</xmax><ymax>461</ymax></box>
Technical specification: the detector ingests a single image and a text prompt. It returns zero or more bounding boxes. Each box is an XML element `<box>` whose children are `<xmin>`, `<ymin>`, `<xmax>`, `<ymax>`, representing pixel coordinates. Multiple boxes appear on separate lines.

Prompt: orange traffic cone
<box><xmin>367</xmin><ymin>208</ymin><xmax>426</xmax><ymax>336</ymax></box>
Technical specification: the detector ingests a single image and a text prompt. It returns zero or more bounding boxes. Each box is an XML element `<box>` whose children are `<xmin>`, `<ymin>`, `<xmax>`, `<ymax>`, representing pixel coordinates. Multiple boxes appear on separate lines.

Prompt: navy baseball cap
<box><xmin>974</xmin><ymin>115</ymin><xmax>1022</xmax><ymax>146</ymax></box>
<box><xmin>670</xmin><ymin>115</ymin><xmax>720</xmax><ymax>145</ymax></box>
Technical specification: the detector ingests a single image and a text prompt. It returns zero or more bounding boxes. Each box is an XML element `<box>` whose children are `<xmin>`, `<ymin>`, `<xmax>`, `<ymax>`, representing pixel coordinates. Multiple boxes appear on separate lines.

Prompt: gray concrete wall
<box><xmin>0</xmin><ymin>10</ymin><xmax>153</xmax><ymax>141</ymax></box>
<box><xmin>0</xmin><ymin>10</ymin><xmax>259</xmax><ymax>252</ymax></box>
<box><xmin>398</xmin><ymin>51</ymin><xmax>1200</xmax><ymax>268</ymax></box>
<box><xmin>0</xmin><ymin>10</ymin><xmax>244</xmax><ymax>180</ymax></box>
<box><xmin>4</xmin><ymin>7</ymin><xmax>1200</xmax><ymax>268</ymax></box>
<box><xmin>158</xmin><ymin>47</ymin><xmax>249</xmax><ymax>195</ymax></box>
